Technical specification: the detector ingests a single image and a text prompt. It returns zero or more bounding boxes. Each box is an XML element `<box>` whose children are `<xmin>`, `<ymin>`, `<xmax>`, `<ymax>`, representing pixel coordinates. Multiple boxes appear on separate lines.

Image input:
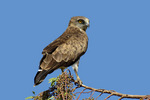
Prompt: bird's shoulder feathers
<box><xmin>42</xmin><ymin>26</ymin><xmax>88</xmax><ymax>55</ymax></box>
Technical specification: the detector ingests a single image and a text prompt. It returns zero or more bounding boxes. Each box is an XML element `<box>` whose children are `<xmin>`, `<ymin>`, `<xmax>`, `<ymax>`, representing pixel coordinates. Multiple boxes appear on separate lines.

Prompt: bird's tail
<box><xmin>34</xmin><ymin>68</ymin><xmax>56</xmax><ymax>86</ymax></box>
<box><xmin>34</xmin><ymin>70</ymin><xmax>48</xmax><ymax>86</ymax></box>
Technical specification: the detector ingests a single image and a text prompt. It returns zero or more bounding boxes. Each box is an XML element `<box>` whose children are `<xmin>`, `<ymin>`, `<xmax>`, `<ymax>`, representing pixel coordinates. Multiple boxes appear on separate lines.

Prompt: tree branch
<box><xmin>31</xmin><ymin>70</ymin><xmax>150</xmax><ymax>100</ymax></box>
<box><xmin>80</xmin><ymin>84</ymin><xmax>150</xmax><ymax>99</ymax></box>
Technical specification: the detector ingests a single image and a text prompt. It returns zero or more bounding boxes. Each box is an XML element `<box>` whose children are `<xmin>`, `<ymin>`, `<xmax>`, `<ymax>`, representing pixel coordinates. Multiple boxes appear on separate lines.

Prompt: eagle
<box><xmin>34</xmin><ymin>16</ymin><xmax>90</xmax><ymax>86</ymax></box>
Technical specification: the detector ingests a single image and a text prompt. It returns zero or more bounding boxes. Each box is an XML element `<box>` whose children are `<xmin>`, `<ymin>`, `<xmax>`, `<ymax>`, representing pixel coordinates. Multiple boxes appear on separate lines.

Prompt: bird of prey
<box><xmin>34</xmin><ymin>16</ymin><xmax>90</xmax><ymax>86</ymax></box>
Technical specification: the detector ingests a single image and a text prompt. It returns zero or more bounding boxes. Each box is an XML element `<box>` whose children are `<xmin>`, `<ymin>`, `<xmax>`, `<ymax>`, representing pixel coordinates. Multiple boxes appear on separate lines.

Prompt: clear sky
<box><xmin>0</xmin><ymin>0</ymin><xmax>150</xmax><ymax>100</ymax></box>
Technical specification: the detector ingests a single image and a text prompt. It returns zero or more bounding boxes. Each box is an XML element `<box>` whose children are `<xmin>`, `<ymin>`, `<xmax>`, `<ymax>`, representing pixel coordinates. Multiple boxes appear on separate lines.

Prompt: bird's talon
<box><xmin>75</xmin><ymin>79</ymin><xmax>83</xmax><ymax>86</ymax></box>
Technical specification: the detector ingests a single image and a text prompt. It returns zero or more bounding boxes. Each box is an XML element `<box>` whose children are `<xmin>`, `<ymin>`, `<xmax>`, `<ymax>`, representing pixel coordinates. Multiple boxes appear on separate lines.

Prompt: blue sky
<box><xmin>0</xmin><ymin>0</ymin><xmax>150</xmax><ymax>100</ymax></box>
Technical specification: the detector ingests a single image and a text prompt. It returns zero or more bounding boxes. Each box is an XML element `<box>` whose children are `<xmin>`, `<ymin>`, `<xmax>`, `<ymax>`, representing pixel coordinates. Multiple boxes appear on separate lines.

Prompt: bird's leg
<box><xmin>61</xmin><ymin>68</ymin><xmax>64</xmax><ymax>72</ymax></box>
<box><xmin>74</xmin><ymin>68</ymin><xmax>82</xmax><ymax>85</ymax></box>
<box><xmin>72</xmin><ymin>60</ymin><xmax>82</xmax><ymax>85</ymax></box>
<box><xmin>61</xmin><ymin>67</ymin><xmax>65</xmax><ymax>73</ymax></box>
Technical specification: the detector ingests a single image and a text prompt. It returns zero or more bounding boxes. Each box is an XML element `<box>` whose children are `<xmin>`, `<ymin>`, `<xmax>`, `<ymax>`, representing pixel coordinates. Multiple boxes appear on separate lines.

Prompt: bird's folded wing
<box><xmin>40</xmin><ymin>26</ymin><xmax>88</xmax><ymax>71</ymax></box>
<box><xmin>52</xmin><ymin>36</ymin><xmax>86</xmax><ymax>63</ymax></box>
<box><xmin>40</xmin><ymin>36</ymin><xmax>87</xmax><ymax>70</ymax></box>
<box><xmin>42</xmin><ymin>38</ymin><xmax>64</xmax><ymax>55</ymax></box>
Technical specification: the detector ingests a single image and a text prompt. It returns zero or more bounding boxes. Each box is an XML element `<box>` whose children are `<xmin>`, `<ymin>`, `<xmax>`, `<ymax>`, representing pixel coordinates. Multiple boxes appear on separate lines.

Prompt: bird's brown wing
<box><xmin>40</xmin><ymin>26</ymin><xmax>88</xmax><ymax>71</ymax></box>
<box><xmin>52</xmin><ymin>36</ymin><xmax>87</xmax><ymax>63</ymax></box>
<box><xmin>42</xmin><ymin>37</ymin><xmax>64</xmax><ymax>55</ymax></box>
<box><xmin>39</xmin><ymin>28</ymin><xmax>72</xmax><ymax>69</ymax></box>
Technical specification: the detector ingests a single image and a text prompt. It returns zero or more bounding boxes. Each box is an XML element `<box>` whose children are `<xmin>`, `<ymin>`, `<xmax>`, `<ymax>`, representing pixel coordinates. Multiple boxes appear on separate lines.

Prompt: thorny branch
<box><xmin>33</xmin><ymin>69</ymin><xmax>150</xmax><ymax>100</ymax></box>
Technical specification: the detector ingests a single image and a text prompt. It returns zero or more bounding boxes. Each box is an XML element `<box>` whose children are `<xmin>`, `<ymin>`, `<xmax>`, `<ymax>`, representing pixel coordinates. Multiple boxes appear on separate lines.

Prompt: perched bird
<box><xmin>34</xmin><ymin>16</ymin><xmax>90</xmax><ymax>86</ymax></box>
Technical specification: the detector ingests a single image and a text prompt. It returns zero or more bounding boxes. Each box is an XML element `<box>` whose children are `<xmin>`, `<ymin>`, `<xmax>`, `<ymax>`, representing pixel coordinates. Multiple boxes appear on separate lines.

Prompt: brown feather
<box><xmin>34</xmin><ymin>16</ymin><xmax>89</xmax><ymax>86</ymax></box>
<box><xmin>40</xmin><ymin>26</ymin><xmax>88</xmax><ymax>70</ymax></box>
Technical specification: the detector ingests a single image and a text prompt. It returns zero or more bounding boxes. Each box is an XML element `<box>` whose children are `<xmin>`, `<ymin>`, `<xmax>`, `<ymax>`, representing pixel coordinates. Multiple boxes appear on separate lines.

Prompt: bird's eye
<box><xmin>78</xmin><ymin>19</ymin><xmax>85</xmax><ymax>24</ymax></box>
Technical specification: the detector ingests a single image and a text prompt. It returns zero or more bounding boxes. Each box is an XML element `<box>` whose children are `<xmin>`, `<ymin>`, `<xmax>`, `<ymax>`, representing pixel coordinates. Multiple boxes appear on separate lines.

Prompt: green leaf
<box><xmin>25</xmin><ymin>96</ymin><xmax>34</xmax><ymax>99</ymax></box>
<box><xmin>32</xmin><ymin>91</ymin><xmax>35</xmax><ymax>95</ymax></box>
<box><xmin>48</xmin><ymin>78</ymin><xmax>56</xmax><ymax>83</ymax></box>
<box><xmin>48</xmin><ymin>77</ymin><xmax>59</xmax><ymax>86</ymax></box>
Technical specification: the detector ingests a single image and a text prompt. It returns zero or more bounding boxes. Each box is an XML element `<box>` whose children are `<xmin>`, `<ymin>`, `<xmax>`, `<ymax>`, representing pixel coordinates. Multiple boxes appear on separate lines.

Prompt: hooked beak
<box><xmin>86</xmin><ymin>23</ymin><xmax>90</xmax><ymax>27</ymax></box>
<box><xmin>85</xmin><ymin>18</ymin><xmax>90</xmax><ymax>27</ymax></box>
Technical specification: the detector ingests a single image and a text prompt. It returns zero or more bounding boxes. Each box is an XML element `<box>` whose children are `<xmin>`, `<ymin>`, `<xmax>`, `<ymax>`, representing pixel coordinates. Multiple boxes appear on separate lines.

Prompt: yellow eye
<box><xmin>78</xmin><ymin>19</ymin><xmax>85</xmax><ymax>24</ymax></box>
<box><xmin>78</xmin><ymin>20</ymin><xmax>83</xmax><ymax>23</ymax></box>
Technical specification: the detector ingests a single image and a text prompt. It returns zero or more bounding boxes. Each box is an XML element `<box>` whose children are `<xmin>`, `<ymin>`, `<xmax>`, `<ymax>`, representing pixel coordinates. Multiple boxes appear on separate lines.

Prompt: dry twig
<box><xmin>80</xmin><ymin>84</ymin><xmax>150</xmax><ymax>100</ymax></box>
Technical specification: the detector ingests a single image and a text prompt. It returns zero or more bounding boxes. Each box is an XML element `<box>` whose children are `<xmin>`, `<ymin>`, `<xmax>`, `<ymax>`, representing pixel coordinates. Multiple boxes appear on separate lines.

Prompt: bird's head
<box><xmin>69</xmin><ymin>16</ymin><xmax>90</xmax><ymax>31</ymax></box>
